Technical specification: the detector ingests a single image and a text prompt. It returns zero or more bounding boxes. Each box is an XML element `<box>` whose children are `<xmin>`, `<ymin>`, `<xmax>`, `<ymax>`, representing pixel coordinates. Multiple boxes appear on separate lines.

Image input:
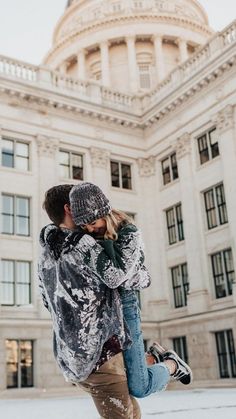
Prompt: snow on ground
<box><xmin>1</xmin><ymin>388</ymin><xmax>236</xmax><ymax>419</ymax></box>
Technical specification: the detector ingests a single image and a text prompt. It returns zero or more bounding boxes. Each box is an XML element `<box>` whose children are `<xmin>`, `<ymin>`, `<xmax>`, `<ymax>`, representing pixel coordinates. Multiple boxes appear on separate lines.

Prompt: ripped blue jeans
<box><xmin>120</xmin><ymin>290</ymin><xmax>170</xmax><ymax>398</ymax></box>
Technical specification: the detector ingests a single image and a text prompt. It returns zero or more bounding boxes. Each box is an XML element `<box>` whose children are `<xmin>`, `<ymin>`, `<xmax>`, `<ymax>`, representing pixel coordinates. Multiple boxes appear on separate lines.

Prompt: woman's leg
<box><xmin>120</xmin><ymin>290</ymin><xmax>170</xmax><ymax>398</ymax></box>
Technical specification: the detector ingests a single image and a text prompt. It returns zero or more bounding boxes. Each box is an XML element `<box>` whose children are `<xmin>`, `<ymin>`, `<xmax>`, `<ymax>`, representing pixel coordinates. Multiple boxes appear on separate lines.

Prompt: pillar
<box><xmin>153</xmin><ymin>35</ymin><xmax>165</xmax><ymax>82</ymax></box>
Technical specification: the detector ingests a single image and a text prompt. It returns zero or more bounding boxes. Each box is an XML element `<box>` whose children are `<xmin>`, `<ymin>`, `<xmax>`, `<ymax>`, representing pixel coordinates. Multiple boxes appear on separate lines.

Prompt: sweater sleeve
<box><xmin>79</xmin><ymin>228</ymin><xmax>151</xmax><ymax>290</ymax></box>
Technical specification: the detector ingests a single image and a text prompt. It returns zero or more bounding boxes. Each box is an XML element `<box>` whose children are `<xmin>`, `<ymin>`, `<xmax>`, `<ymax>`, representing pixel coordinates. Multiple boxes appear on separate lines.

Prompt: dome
<box><xmin>66</xmin><ymin>0</ymin><xmax>75</xmax><ymax>8</ymax></box>
<box><xmin>44</xmin><ymin>0</ymin><xmax>214</xmax><ymax>93</ymax></box>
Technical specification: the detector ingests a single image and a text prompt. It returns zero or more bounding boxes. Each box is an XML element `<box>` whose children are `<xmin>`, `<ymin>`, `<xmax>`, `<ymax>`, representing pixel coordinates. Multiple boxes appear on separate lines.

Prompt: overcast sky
<box><xmin>0</xmin><ymin>0</ymin><xmax>235</xmax><ymax>65</ymax></box>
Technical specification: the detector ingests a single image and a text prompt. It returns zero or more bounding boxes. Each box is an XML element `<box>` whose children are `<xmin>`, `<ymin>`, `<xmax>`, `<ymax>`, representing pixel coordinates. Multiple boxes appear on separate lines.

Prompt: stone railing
<box><xmin>142</xmin><ymin>19</ymin><xmax>236</xmax><ymax>109</ymax></box>
<box><xmin>0</xmin><ymin>19</ymin><xmax>236</xmax><ymax>116</ymax></box>
<box><xmin>0</xmin><ymin>57</ymin><xmax>139</xmax><ymax>113</ymax></box>
<box><xmin>0</xmin><ymin>56</ymin><xmax>37</xmax><ymax>82</ymax></box>
<box><xmin>222</xmin><ymin>19</ymin><xmax>236</xmax><ymax>46</ymax></box>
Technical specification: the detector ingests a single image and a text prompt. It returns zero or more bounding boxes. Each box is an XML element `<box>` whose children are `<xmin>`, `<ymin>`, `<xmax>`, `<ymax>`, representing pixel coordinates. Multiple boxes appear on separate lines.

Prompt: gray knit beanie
<box><xmin>69</xmin><ymin>182</ymin><xmax>112</xmax><ymax>226</ymax></box>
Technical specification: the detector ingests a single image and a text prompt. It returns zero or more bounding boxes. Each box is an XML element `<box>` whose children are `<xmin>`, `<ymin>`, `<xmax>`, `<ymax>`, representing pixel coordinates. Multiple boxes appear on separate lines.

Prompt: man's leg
<box><xmin>78</xmin><ymin>353</ymin><xmax>141</xmax><ymax>419</ymax></box>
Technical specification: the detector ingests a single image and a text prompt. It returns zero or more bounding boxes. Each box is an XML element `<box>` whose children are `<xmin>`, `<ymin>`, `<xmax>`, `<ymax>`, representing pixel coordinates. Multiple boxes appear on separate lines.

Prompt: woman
<box><xmin>69</xmin><ymin>182</ymin><xmax>192</xmax><ymax>397</ymax></box>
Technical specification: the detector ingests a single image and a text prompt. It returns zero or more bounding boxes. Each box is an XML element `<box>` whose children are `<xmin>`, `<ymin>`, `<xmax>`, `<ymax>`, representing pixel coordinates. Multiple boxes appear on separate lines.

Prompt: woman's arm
<box><xmin>78</xmin><ymin>227</ymin><xmax>151</xmax><ymax>290</ymax></box>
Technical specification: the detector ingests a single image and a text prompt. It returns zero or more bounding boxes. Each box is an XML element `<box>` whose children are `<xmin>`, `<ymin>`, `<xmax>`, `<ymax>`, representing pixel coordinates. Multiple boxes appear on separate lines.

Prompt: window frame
<box><xmin>1</xmin><ymin>193</ymin><xmax>30</xmax><ymax>236</ymax></box>
<box><xmin>1</xmin><ymin>137</ymin><xmax>30</xmax><ymax>171</ymax></box>
<box><xmin>203</xmin><ymin>183</ymin><xmax>228</xmax><ymax>230</ymax></box>
<box><xmin>215</xmin><ymin>330</ymin><xmax>236</xmax><ymax>379</ymax></box>
<box><xmin>197</xmin><ymin>127</ymin><xmax>219</xmax><ymax>165</ymax></box>
<box><xmin>59</xmin><ymin>149</ymin><xmax>84</xmax><ymax>181</ymax></box>
<box><xmin>6</xmin><ymin>339</ymin><xmax>34</xmax><ymax>388</ymax></box>
<box><xmin>211</xmin><ymin>248</ymin><xmax>234</xmax><ymax>299</ymax></box>
<box><xmin>110</xmin><ymin>160</ymin><xmax>132</xmax><ymax>190</ymax></box>
<box><xmin>138</xmin><ymin>63</ymin><xmax>151</xmax><ymax>89</ymax></box>
<box><xmin>161</xmin><ymin>152</ymin><xmax>179</xmax><ymax>186</ymax></box>
<box><xmin>171</xmin><ymin>263</ymin><xmax>189</xmax><ymax>308</ymax></box>
<box><xmin>166</xmin><ymin>203</ymin><xmax>184</xmax><ymax>245</ymax></box>
<box><xmin>173</xmin><ymin>336</ymin><xmax>188</xmax><ymax>364</ymax></box>
<box><xmin>0</xmin><ymin>259</ymin><xmax>31</xmax><ymax>306</ymax></box>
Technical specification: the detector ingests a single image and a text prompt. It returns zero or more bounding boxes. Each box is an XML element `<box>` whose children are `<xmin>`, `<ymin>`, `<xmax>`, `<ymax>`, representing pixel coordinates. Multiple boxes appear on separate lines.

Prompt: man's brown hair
<box><xmin>43</xmin><ymin>184</ymin><xmax>73</xmax><ymax>226</ymax></box>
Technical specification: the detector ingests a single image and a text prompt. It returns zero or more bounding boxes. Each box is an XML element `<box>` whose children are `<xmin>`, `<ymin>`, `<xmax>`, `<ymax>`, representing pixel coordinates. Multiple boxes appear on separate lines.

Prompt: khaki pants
<box><xmin>78</xmin><ymin>353</ymin><xmax>141</xmax><ymax>419</ymax></box>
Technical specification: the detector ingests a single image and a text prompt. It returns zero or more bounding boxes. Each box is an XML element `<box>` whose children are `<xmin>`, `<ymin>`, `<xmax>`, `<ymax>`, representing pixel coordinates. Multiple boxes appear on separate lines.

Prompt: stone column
<box><xmin>178</xmin><ymin>38</ymin><xmax>188</xmax><ymax>63</ymax></box>
<box><xmin>126</xmin><ymin>36</ymin><xmax>138</xmax><ymax>92</ymax></box>
<box><xmin>90</xmin><ymin>146</ymin><xmax>110</xmax><ymax>195</ymax></box>
<box><xmin>153</xmin><ymin>35</ymin><xmax>165</xmax><ymax>82</ymax></box>
<box><xmin>100</xmin><ymin>41</ymin><xmax>111</xmax><ymax>86</ymax></box>
<box><xmin>137</xmin><ymin>157</ymin><xmax>169</xmax><ymax>320</ymax></box>
<box><xmin>175</xmin><ymin>133</ymin><xmax>209</xmax><ymax>313</ymax></box>
<box><xmin>36</xmin><ymin>135</ymin><xmax>59</xmax><ymax>226</ymax></box>
<box><xmin>77</xmin><ymin>49</ymin><xmax>86</xmax><ymax>80</ymax></box>
<box><xmin>213</xmin><ymin>105</ymin><xmax>236</xmax><ymax>304</ymax></box>
<box><xmin>59</xmin><ymin>61</ymin><xmax>68</xmax><ymax>74</ymax></box>
<box><xmin>36</xmin><ymin>135</ymin><xmax>59</xmax><ymax>317</ymax></box>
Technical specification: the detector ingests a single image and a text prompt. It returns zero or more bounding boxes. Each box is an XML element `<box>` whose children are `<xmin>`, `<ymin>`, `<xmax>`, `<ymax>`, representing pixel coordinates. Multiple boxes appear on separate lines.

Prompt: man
<box><xmin>38</xmin><ymin>184</ymin><xmax>141</xmax><ymax>419</ymax></box>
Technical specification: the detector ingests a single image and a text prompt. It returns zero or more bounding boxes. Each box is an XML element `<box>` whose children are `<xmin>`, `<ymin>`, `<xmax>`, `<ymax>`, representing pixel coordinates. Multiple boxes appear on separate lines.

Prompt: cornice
<box><xmin>1</xmin><ymin>23</ymin><xmax>236</xmax><ymax>133</ymax></box>
<box><xmin>1</xmin><ymin>49</ymin><xmax>236</xmax><ymax>133</ymax></box>
<box><xmin>45</xmin><ymin>13</ymin><xmax>212</xmax><ymax>64</ymax></box>
<box><xmin>141</xmin><ymin>53</ymin><xmax>236</xmax><ymax>129</ymax></box>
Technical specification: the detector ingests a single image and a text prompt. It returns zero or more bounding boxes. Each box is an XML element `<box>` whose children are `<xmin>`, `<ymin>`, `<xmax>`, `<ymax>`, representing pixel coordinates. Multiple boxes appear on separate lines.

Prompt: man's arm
<box><xmin>38</xmin><ymin>275</ymin><xmax>50</xmax><ymax>311</ymax></box>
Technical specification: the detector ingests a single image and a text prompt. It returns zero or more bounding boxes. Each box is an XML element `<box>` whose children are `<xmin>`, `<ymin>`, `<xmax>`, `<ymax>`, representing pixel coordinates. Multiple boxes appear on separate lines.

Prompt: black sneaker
<box><xmin>148</xmin><ymin>342</ymin><xmax>166</xmax><ymax>363</ymax></box>
<box><xmin>148</xmin><ymin>342</ymin><xmax>193</xmax><ymax>385</ymax></box>
<box><xmin>163</xmin><ymin>350</ymin><xmax>193</xmax><ymax>385</ymax></box>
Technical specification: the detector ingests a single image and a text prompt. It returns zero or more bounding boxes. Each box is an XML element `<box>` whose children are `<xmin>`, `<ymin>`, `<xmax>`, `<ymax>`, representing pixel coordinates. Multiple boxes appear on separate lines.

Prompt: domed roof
<box><xmin>44</xmin><ymin>0</ymin><xmax>213</xmax><ymax>93</ymax></box>
<box><xmin>66</xmin><ymin>0</ymin><xmax>74</xmax><ymax>8</ymax></box>
<box><xmin>65</xmin><ymin>0</ymin><xmax>208</xmax><ymax>25</ymax></box>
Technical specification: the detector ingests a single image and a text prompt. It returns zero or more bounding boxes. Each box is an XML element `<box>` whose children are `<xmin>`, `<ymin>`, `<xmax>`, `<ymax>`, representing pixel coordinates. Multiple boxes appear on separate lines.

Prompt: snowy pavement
<box><xmin>1</xmin><ymin>388</ymin><xmax>236</xmax><ymax>419</ymax></box>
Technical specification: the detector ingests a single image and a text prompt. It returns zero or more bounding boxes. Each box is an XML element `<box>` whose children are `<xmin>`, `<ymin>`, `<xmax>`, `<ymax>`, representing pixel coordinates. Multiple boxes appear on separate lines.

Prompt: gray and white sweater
<box><xmin>38</xmin><ymin>223</ymin><xmax>150</xmax><ymax>383</ymax></box>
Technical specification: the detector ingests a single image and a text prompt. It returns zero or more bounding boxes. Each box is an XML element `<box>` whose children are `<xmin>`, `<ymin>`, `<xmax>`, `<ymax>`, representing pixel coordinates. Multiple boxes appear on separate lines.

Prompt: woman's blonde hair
<box><xmin>103</xmin><ymin>209</ymin><xmax>134</xmax><ymax>240</ymax></box>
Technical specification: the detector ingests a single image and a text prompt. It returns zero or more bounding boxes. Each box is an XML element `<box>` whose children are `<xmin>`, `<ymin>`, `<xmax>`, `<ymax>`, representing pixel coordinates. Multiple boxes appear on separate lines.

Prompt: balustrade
<box><xmin>0</xmin><ymin>19</ymin><xmax>236</xmax><ymax>114</ymax></box>
<box><xmin>0</xmin><ymin>56</ymin><xmax>37</xmax><ymax>81</ymax></box>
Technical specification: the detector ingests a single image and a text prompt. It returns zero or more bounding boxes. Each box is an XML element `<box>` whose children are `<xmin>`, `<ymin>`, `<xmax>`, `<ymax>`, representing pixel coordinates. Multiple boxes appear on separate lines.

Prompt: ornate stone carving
<box><xmin>138</xmin><ymin>156</ymin><xmax>156</xmax><ymax>177</ymax></box>
<box><xmin>213</xmin><ymin>105</ymin><xmax>235</xmax><ymax>133</ymax></box>
<box><xmin>36</xmin><ymin>135</ymin><xmax>59</xmax><ymax>157</ymax></box>
<box><xmin>90</xmin><ymin>147</ymin><xmax>110</xmax><ymax>169</ymax></box>
<box><xmin>174</xmin><ymin>132</ymin><xmax>191</xmax><ymax>158</ymax></box>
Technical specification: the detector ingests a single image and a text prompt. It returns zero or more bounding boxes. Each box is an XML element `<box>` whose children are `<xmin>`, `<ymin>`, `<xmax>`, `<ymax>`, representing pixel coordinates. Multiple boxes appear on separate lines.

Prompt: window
<box><xmin>211</xmin><ymin>249</ymin><xmax>234</xmax><ymax>299</ymax></box>
<box><xmin>197</xmin><ymin>128</ymin><xmax>219</xmax><ymax>165</ymax></box>
<box><xmin>166</xmin><ymin>203</ymin><xmax>184</xmax><ymax>245</ymax></box>
<box><xmin>0</xmin><ymin>260</ymin><xmax>31</xmax><ymax>306</ymax></box>
<box><xmin>173</xmin><ymin>336</ymin><xmax>188</xmax><ymax>364</ymax></box>
<box><xmin>1</xmin><ymin>194</ymin><xmax>30</xmax><ymax>236</ymax></box>
<box><xmin>171</xmin><ymin>263</ymin><xmax>189</xmax><ymax>308</ymax></box>
<box><xmin>134</xmin><ymin>0</ymin><xmax>143</xmax><ymax>8</ymax></box>
<box><xmin>139</xmin><ymin>64</ymin><xmax>151</xmax><ymax>89</ymax></box>
<box><xmin>111</xmin><ymin>161</ymin><xmax>132</xmax><ymax>190</ymax></box>
<box><xmin>59</xmin><ymin>150</ymin><xmax>83</xmax><ymax>180</ymax></box>
<box><xmin>204</xmin><ymin>183</ymin><xmax>228</xmax><ymax>230</ymax></box>
<box><xmin>90</xmin><ymin>61</ymin><xmax>101</xmax><ymax>82</ymax></box>
<box><xmin>6</xmin><ymin>340</ymin><xmax>34</xmax><ymax>388</ymax></box>
<box><xmin>1</xmin><ymin>138</ymin><xmax>29</xmax><ymax>171</ymax></box>
<box><xmin>161</xmin><ymin>153</ymin><xmax>179</xmax><ymax>185</ymax></box>
<box><xmin>112</xmin><ymin>2</ymin><xmax>121</xmax><ymax>12</ymax></box>
<box><xmin>215</xmin><ymin>330</ymin><xmax>236</xmax><ymax>378</ymax></box>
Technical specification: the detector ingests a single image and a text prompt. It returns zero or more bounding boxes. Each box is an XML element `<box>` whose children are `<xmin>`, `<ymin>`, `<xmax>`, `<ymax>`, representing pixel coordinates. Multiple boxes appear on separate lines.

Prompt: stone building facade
<box><xmin>0</xmin><ymin>0</ymin><xmax>236</xmax><ymax>394</ymax></box>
